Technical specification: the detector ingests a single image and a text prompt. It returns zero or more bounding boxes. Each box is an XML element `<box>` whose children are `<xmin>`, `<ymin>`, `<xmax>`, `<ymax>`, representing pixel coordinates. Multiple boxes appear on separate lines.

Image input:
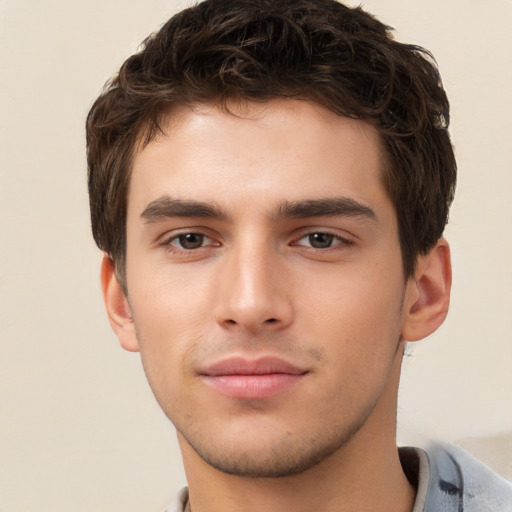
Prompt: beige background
<box><xmin>1</xmin><ymin>0</ymin><xmax>511</xmax><ymax>510</ymax></box>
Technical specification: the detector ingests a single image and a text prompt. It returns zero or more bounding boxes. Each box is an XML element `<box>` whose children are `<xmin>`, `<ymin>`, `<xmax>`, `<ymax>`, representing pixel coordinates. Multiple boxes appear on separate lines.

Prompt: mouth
<box><xmin>200</xmin><ymin>356</ymin><xmax>309</xmax><ymax>400</ymax></box>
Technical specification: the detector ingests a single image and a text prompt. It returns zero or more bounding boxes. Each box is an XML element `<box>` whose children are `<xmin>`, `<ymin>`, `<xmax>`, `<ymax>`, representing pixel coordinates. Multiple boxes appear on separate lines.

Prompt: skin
<box><xmin>103</xmin><ymin>99</ymin><xmax>451</xmax><ymax>512</ymax></box>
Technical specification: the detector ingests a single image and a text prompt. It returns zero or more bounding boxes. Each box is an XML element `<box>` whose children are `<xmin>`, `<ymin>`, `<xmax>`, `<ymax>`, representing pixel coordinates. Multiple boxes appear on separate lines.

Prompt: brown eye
<box><xmin>293</xmin><ymin>232</ymin><xmax>352</xmax><ymax>250</ymax></box>
<box><xmin>308</xmin><ymin>233</ymin><xmax>334</xmax><ymax>248</ymax></box>
<box><xmin>175</xmin><ymin>233</ymin><xmax>206</xmax><ymax>249</ymax></box>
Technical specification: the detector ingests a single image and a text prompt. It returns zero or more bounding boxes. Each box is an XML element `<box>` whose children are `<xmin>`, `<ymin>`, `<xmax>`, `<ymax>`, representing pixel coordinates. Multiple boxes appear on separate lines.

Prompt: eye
<box><xmin>294</xmin><ymin>232</ymin><xmax>351</xmax><ymax>249</ymax></box>
<box><xmin>168</xmin><ymin>232</ymin><xmax>213</xmax><ymax>250</ymax></box>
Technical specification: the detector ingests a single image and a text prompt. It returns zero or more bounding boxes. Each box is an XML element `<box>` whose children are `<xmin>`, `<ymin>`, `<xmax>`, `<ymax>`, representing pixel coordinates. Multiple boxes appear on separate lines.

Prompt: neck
<box><xmin>179</xmin><ymin>345</ymin><xmax>415</xmax><ymax>512</ymax></box>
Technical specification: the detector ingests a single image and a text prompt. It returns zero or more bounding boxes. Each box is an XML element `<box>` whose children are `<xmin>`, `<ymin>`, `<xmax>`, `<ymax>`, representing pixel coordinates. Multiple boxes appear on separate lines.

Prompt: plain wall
<box><xmin>1</xmin><ymin>0</ymin><xmax>511</xmax><ymax>510</ymax></box>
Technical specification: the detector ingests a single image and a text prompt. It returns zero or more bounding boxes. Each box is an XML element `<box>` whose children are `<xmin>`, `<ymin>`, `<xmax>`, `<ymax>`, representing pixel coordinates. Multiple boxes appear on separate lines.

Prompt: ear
<box><xmin>100</xmin><ymin>255</ymin><xmax>140</xmax><ymax>352</ymax></box>
<box><xmin>401</xmin><ymin>239</ymin><xmax>452</xmax><ymax>342</ymax></box>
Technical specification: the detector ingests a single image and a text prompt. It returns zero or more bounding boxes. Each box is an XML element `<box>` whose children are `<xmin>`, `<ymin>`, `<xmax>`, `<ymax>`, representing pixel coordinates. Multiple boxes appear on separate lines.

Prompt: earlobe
<box><xmin>401</xmin><ymin>239</ymin><xmax>452</xmax><ymax>342</ymax></box>
<box><xmin>100</xmin><ymin>255</ymin><xmax>140</xmax><ymax>352</ymax></box>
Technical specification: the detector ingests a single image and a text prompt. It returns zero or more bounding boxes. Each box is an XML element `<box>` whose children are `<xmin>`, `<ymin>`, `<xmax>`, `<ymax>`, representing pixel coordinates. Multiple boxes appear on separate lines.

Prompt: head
<box><xmin>87</xmin><ymin>0</ymin><xmax>456</xmax><ymax>288</ymax></box>
<box><xmin>87</xmin><ymin>0</ymin><xmax>455</xmax><ymax>479</ymax></box>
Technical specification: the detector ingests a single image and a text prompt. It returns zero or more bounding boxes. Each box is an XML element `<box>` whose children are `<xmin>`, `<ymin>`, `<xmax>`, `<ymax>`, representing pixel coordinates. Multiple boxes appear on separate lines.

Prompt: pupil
<box><xmin>179</xmin><ymin>233</ymin><xmax>204</xmax><ymax>249</ymax></box>
<box><xmin>309</xmin><ymin>233</ymin><xmax>333</xmax><ymax>248</ymax></box>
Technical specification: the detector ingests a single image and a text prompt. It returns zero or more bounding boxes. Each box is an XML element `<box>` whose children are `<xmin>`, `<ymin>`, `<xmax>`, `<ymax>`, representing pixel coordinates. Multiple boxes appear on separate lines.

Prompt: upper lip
<box><xmin>200</xmin><ymin>356</ymin><xmax>308</xmax><ymax>376</ymax></box>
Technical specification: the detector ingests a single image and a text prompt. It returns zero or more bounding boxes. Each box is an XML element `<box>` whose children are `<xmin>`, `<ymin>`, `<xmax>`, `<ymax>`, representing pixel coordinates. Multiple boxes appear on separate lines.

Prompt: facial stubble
<box><xmin>131</xmin><ymin>286</ymin><xmax>407</xmax><ymax>479</ymax></box>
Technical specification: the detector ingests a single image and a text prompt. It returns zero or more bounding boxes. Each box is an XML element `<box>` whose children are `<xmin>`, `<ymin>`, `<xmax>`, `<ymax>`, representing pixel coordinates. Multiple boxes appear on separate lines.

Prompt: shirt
<box><xmin>163</xmin><ymin>443</ymin><xmax>512</xmax><ymax>511</ymax></box>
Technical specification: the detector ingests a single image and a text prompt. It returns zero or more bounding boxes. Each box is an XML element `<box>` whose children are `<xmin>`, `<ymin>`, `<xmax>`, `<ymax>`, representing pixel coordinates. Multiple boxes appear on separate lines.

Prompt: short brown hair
<box><xmin>87</xmin><ymin>0</ymin><xmax>456</xmax><ymax>285</ymax></box>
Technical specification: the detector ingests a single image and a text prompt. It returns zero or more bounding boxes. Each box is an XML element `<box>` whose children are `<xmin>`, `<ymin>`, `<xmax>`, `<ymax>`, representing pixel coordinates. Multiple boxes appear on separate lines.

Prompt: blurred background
<box><xmin>1</xmin><ymin>0</ymin><xmax>511</xmax><ymax>510</ymax></box>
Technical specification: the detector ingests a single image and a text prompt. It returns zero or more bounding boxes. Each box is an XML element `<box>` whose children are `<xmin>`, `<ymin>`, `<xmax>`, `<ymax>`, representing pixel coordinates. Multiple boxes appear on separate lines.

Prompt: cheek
<box><xmin>304</xmin><ymin>258</ymin><xmax>403</xmax><ymax>315</ymax></box>
<box><xmin>129</xmin><ymin>292</ymin><xmax>202</xmax><ymax>418</ymax></box>
<box><xmin>298</xmin><ymin>260</ymin><xmax>405</xmax><ymax>359</ymax></box>
<box><xmin>126</xmin><ymin>266</ymin><xmax>213</xmax><ymax>387</ymax></box>
<box><xmin>299</xmin><ymin>272</ymin><xmax>404</xmax><ymax>414</ymax></box>
<box><xmin>128</xmin><ymin>257</ymin><xmax>213</xmax><ymax>330</ymax></box>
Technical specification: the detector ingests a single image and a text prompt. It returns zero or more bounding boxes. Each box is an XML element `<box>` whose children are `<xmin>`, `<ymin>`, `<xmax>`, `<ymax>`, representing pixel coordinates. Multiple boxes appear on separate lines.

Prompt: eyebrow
<box><xmin>274</xmin><ymin>197</ymin><xmax>377</xmax><ymax>221</ymax></box>
<box><xmin>141</xmin><ymin>196</ymin><xmax>228</xmax><ymax>222</ymax></box>
<box><xmin>140</xmin><ymin>195</ymin><xmax>376</xmax><ymax>223</ymax></box>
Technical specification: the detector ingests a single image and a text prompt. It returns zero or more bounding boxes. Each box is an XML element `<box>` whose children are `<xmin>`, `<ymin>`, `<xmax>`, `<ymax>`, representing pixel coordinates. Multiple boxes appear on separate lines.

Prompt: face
<box><xmin>120</xmin><ymin>99</ymin><xmax>417</xmax><ymax>477</ymax></box>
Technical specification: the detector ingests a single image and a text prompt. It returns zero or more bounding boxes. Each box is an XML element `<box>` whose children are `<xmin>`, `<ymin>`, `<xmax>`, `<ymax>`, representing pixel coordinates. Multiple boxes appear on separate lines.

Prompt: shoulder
<box><xmin>426</xmin><ymin>442</ymin><xmax>512</xmax><ymax>511</ymax></box>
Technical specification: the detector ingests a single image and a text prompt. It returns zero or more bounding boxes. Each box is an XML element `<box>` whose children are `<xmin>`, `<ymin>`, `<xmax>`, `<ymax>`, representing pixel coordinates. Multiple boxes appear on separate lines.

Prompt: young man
<box><xmin>86</xmin><ymin>1</ymin><xmax>512</xmax><ymax>510</ymax></box>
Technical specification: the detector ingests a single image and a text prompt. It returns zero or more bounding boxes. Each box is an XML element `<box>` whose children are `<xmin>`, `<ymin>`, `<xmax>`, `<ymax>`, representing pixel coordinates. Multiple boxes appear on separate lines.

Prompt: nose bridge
<box><xmin>214</xmin><ymin>232</ymin><xmax>292</xmax><ymax>331</ymax></box>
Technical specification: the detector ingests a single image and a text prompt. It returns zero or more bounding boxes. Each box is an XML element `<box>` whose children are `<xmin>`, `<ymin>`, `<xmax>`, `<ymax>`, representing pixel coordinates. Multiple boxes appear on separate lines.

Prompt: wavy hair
<box><xmin>87</xmin><ymin>0</ymin><xmax>456</xmax><ymax>285</ymax></box>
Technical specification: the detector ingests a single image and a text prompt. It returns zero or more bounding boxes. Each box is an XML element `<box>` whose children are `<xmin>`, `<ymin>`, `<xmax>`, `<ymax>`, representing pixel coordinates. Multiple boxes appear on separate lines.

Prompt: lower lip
<box><xmin>202</xmin><ymin>373</ymin><xmax>305</xmax><ymax>400</ymax></box>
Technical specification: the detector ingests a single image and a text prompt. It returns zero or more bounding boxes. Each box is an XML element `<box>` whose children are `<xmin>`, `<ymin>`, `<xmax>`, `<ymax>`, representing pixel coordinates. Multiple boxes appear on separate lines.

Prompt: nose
<box><xmin>213</xmin><ymin>242</ymin><xmax>293</xmax><ymax>333</ymax></box>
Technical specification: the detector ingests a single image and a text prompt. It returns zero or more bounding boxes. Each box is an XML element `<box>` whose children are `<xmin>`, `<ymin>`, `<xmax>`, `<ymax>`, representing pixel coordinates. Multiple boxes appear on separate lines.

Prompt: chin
<box><xmin>177</xmin><ymin>417</ymin><xmax>366</xmax><ymax>478</ymax></box>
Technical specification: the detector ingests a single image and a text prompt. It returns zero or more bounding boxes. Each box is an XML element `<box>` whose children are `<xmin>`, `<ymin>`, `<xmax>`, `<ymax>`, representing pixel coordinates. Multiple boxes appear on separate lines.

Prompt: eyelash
<box><xmin>291</xmin><ymin>231</ymin><xmax>354</xmax><ymax>251</ymax></box>
<box><xmin>160</xmin><ymin>229</ymin><xmax>354</xmax><ymax>254</ymax></box>
<box><xmin>162</xmin><ymin>232</ymin><xmax>217</xmax><ymax>252</ymax></box>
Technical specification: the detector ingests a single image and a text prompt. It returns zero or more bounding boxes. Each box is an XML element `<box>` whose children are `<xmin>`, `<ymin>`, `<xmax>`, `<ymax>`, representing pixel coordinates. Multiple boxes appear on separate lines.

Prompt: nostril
<box><xmin>265</xmin><ymin>318</ymin><xmax>277</xmax><ymax>323</ymax></box>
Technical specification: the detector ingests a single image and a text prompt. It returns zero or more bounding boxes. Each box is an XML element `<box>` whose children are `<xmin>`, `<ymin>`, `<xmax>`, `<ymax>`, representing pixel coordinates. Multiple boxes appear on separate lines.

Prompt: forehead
<box><xmin>129</xmin><ymin>99</ymin><xmax>388</xmax><ymax>216</ymax></box>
